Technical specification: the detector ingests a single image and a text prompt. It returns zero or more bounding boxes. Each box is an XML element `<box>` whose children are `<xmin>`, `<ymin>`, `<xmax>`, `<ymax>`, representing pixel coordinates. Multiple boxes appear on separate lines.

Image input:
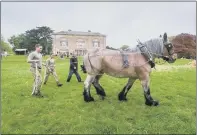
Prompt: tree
<box><xmin>8</xmin><ymin>34</ymin><xmax>27</xmax><ymax>51</ymax></box>
<box><xmin>120</xmin><ymin>45</ymin><xmax>129</xmax><ymax>50</ymax></box>
<box><xmin>106</xmin><ymin>46</ymin><xmax>117</xmax><ymax>50</ymax></box>
<box><xmin>171</xmin><ymin>33</ymin><xmax>196</xmax><ymax>59</ymax></box>
<box><xmin>36</xmin><ymin>26</ymin><xmax>54</xmax><ymax>54</ymax></box>
<box><xmin>8</xmin><ymin>26</ymin><xmax>54</xmax><ymax>54</ymax></box>
<box><xmin>25</xmin><ymin>26</ymin><xmax>54</xmax><ymax>54</ymax></box>
<box><xmin>1</xmin><ymin>36</ymin><xmax>12</xmax><ymax>53</ymax></box>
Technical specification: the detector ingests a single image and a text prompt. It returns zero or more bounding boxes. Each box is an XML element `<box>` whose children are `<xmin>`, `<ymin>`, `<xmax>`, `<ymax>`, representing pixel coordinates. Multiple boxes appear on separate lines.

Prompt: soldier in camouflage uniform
<box><xmin>43</xmin><ymin>54</ymin><xmax>63</xmax><ymax>87</ymax></box>
<box><xmin>27</xmin><ymin>44</ymin><xmax>43</xmax><ymax>97</ymax></box>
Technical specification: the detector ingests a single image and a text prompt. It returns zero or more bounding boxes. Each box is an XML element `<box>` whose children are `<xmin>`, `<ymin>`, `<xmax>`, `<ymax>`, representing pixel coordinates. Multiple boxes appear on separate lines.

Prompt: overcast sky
<box><xmin>1</xmin><ymin>2</ymin><xmax>196</xmax><ymax>48</ymax></box>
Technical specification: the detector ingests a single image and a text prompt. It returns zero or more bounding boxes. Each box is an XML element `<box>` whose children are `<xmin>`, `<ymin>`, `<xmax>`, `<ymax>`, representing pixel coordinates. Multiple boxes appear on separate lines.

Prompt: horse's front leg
<box><xmin>92</xmin><ymin>75</ymin><xmax>106</xmax><ymax>100</ymax></box>
<box><xmin>141</xmin><ymin>78</ymin><xmax>159</xmax><ymax>106</ymax></box>
<box><xmin>83</xmin><ymin>74</ymin><xmax>95</xmax><ymax>102</ymax></box>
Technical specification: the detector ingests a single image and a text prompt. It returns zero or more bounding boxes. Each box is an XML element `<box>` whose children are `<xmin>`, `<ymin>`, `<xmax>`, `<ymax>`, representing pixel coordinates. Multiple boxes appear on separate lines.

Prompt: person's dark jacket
<box><xmin>69</xmin><ymin>56</ymin><xmax>78</xmax><ymax>71</ymax></box>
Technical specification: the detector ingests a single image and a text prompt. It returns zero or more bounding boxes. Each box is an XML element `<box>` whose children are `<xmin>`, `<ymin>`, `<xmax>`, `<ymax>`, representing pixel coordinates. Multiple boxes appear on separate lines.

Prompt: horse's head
<box><xmin>162</xmin><ymin>33</ymin><xmax>177</xmax><ymax>63</ymax></box>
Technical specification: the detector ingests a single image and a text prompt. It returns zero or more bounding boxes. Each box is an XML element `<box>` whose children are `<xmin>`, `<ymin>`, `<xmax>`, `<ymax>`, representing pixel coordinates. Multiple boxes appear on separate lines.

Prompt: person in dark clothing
<box><xmin>66</xmin><ymin>53</ymin><xmax>82</xmax><ymax>82</ymax></box>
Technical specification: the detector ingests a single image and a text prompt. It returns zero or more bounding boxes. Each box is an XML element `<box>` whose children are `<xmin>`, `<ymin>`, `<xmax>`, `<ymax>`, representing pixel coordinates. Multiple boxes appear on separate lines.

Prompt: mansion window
<box><xmin>60</xmin><ymin>40</ymin><xmax>68</xmax><ymax>48</ymax></box>
<box><xmin>76</xmin><ymin>39</ymin><xmax>85</xmax><ymax>48</ymax></box>
<box><xmin>92</xmin><ymin>39</ymin><xmax>100</xmax><ymax>47</ymax></box>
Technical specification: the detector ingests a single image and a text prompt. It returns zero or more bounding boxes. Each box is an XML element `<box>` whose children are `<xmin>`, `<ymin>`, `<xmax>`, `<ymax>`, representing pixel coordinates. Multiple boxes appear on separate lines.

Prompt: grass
<box><xmin>1</xmin><ymin>55</ymin><xmax>196</xmax><ymax>134</ymax></box>
<box><xmin>155</xmin><ymin>58</ymin><xmax>193</xmax><ymax>65</ymax></box>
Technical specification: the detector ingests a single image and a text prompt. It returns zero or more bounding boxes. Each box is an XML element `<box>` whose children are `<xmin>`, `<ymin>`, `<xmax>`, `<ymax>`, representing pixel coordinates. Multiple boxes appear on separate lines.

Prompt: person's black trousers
<box><xmin>66</xmin><ymin>70</ymin><xmax>81</xmax><ymax>82</ymax></box>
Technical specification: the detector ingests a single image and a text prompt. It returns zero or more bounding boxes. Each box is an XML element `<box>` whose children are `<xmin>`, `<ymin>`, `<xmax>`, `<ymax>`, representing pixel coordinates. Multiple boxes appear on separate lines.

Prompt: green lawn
<box><xmin>1</xmin><ymin>55</ymin><xmax>196</xmax><ymax>134</ymax></box>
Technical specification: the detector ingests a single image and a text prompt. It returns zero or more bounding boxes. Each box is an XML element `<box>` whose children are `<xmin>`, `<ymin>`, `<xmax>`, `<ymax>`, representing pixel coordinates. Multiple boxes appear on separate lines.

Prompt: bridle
<box><xmin>137</xmin><ymin>39</ymin><xmax>175</xmax><ymax>62</ymax></box>
<box><xmin>162</xmin><ymin>42</ymin><xmax>175</xmax><ymax>61</ymax></box>
<box><xmin>164</xmin><ymin>42</ymin><xmax>175</xmax><ymax>55</ymax></box>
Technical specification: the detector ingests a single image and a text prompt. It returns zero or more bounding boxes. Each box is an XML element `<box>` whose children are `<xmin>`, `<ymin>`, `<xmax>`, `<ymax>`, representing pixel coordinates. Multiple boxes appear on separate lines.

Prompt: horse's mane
<box><xmin>128</xmin><ymin>38</ymin><xmax>164</xmax><ymax>56</ymax></box>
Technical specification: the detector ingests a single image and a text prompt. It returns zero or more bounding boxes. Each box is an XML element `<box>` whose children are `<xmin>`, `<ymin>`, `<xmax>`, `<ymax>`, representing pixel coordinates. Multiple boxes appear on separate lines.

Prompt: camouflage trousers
<box><xmin>43</xmin><ymin>68</ymin><xmax>60</xmax><ymax>84</ymax></box>
<box><xmin>30</xmin><ymin>67</ymin><xmax>42</xmax><ymax>95</ymax></box>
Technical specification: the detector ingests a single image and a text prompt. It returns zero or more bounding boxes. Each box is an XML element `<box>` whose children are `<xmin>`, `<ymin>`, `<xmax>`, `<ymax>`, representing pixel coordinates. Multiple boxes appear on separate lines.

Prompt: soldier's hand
<box><xmin>38</xmin><ymin>66</ymin><xmax>42</xmax><ymax>69</ymax></box>
<box><xmin>35</xmin><ymin>60</ymin><xmax>39</xmax><ymax>63</ymax></box>
<box><xmin>74</xmin><ymin>67</ymin><xmax>76</xmax><ymax>69</ymax></box>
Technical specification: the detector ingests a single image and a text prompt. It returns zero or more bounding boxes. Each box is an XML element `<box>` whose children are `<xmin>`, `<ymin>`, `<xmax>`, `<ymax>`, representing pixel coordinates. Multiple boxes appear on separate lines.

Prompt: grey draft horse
<box><xmin>81</xmin><ymin>33</ymin><xmax>177</xmax><ymax>106</ymax></box>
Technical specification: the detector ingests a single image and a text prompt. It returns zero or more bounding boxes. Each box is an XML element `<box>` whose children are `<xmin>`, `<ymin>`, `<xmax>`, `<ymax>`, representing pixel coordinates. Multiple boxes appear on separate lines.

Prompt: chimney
<box><xmin>88</xmin><ymin>30</ymin><xmax>91</xmax><ymax>32</ymax></box>
<box><xmin>68</xmin><ymin>29</ymin><xmax>71</xmax><ymax>32</ymax></box>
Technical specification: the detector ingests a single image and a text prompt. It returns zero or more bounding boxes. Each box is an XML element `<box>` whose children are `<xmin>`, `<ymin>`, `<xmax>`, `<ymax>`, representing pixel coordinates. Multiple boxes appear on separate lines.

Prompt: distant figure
<box><xmin>66</xmin><ymin>53</ymin><xmax>82</xmax><ymax>82</ymax></box>
<box><xmin>2</xmin><ymin>50</ymin><xmax>8</xmax><ymax>58</ymax></box>
<box><xmin>61</xmin><ymin>54</ymin><xmax>64</xmax><ymax>59</ymax></box>
<box><xmin>59</xmin><ymin>53</ymin><xmax>64</xmax><ymax>59</ymax></box>
<box><xmin>4</xmin><ymin>51</ymin><xmax>8</xmax><ymax>57</ymax></box>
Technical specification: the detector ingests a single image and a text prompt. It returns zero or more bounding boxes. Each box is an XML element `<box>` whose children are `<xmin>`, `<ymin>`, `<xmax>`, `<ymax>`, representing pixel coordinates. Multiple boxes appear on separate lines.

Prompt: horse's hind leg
<box><xmin>140</xmin><ymin>77</ymin><xmax>159</xmax><ymax>106</ymax></box>
<box><xmin>92</xmin><ymin>74</ymin><xmax>106</xmax><ymax>100</ymax></box>
<box><xmin>118</xmin><ymin>78</ymin><xmax>136</xmax><ymax>101</ymax></box>
<box><xmin>83</xmin><ymin>74</ymin><xmax>95</xmax><ymax>102</ymax></box>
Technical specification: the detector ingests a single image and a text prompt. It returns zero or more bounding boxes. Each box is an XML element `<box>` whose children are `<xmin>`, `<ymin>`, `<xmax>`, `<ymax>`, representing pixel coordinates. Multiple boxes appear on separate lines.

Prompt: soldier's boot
<box><xmin>77</xmin><ymin>75</ymin><xmax>82</xmax><ymax>82</ymax></box>
<box><xmin>78</xmin><ymin>79</ymin><xmax>82</xmax><ymax>82</ymax></box>
<box><xmin>33</xmin><ymin>91</ymin><xmax>44</xmax><ymax>98</ymax></box>
<box><xmin>66</xmin><ymin>74</ymin><xmax>73</xmax><ymax>82</ymax></box>
<box><xmin>57</xmin><ymin>82</ymin><xmax>63</xmax><ymax>87</ymax></box>
<box><xmin>43</xmin><ymin>77</ymin><xmax>48</xmax><ymax>85</ymax></box>
<box><xmin>122</xmin><ymin>53</ymin><xmax>129</xmax><ymax>68</ymax></box>
<box><xmin>66</xmin><ymin>77</ymin><xmax>71</xmax><ymax>82</ymax></box>
<box><xmin>37</xmin><ymin>94</ymin><xmax>44</xmax><ymax>98</ymax></box>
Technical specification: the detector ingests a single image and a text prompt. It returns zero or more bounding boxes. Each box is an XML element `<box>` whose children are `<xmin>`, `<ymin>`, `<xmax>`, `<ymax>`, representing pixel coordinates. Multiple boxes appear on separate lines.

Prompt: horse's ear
<box><xmin>163</xmin><ymin>32</ymin><xmax>167</xmax><ymax>42</ymax></box>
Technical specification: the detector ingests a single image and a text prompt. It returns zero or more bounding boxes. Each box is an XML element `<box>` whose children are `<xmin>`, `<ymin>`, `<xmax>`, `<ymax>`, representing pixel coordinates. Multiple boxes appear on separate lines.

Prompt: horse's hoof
<box><xmin>118</xmin><ymin>93</ymin><xmax>127</xmax><ymax>101</ymax></box>
<box><xmin>145</xmin><ymin>100</ymin><xmax>159</xmax><ymax>106</ymax></box>
<box><xmin>118</xmin><ymin>96</ymin><xmax>127</xmax><ymax>101</ymax></box>
<box><xmin>96</xmin><ymin>89</ymin><xmax>106</xmax><ymax>97</ymax></box>
<box><xmin>89</xmin><ymin>96</ymin><xmax>94</xmax><ymax>101</ymax></box>
<box><xmin>119</xmin><ymin>99</ymin><xmax>127</xmax><ymax>101</ymax></box>
<box><xmin>145</xmin><ymin>100</ymin><xmax>152</xmax><ymax>106</ymax></box>
<box><xmin>119</xmin><ymin>97</ymin><xmax>127</xmax><ymax>101</ymax></box>
<box><xmin>152</xmin><ymin>100</ymin><xmax>159</xmax><ymax>106</ymax></box>
<box><xmin>84</xmin><ymin>96</ymin><xmax>94</xmax><ymax>102</ymax></box>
